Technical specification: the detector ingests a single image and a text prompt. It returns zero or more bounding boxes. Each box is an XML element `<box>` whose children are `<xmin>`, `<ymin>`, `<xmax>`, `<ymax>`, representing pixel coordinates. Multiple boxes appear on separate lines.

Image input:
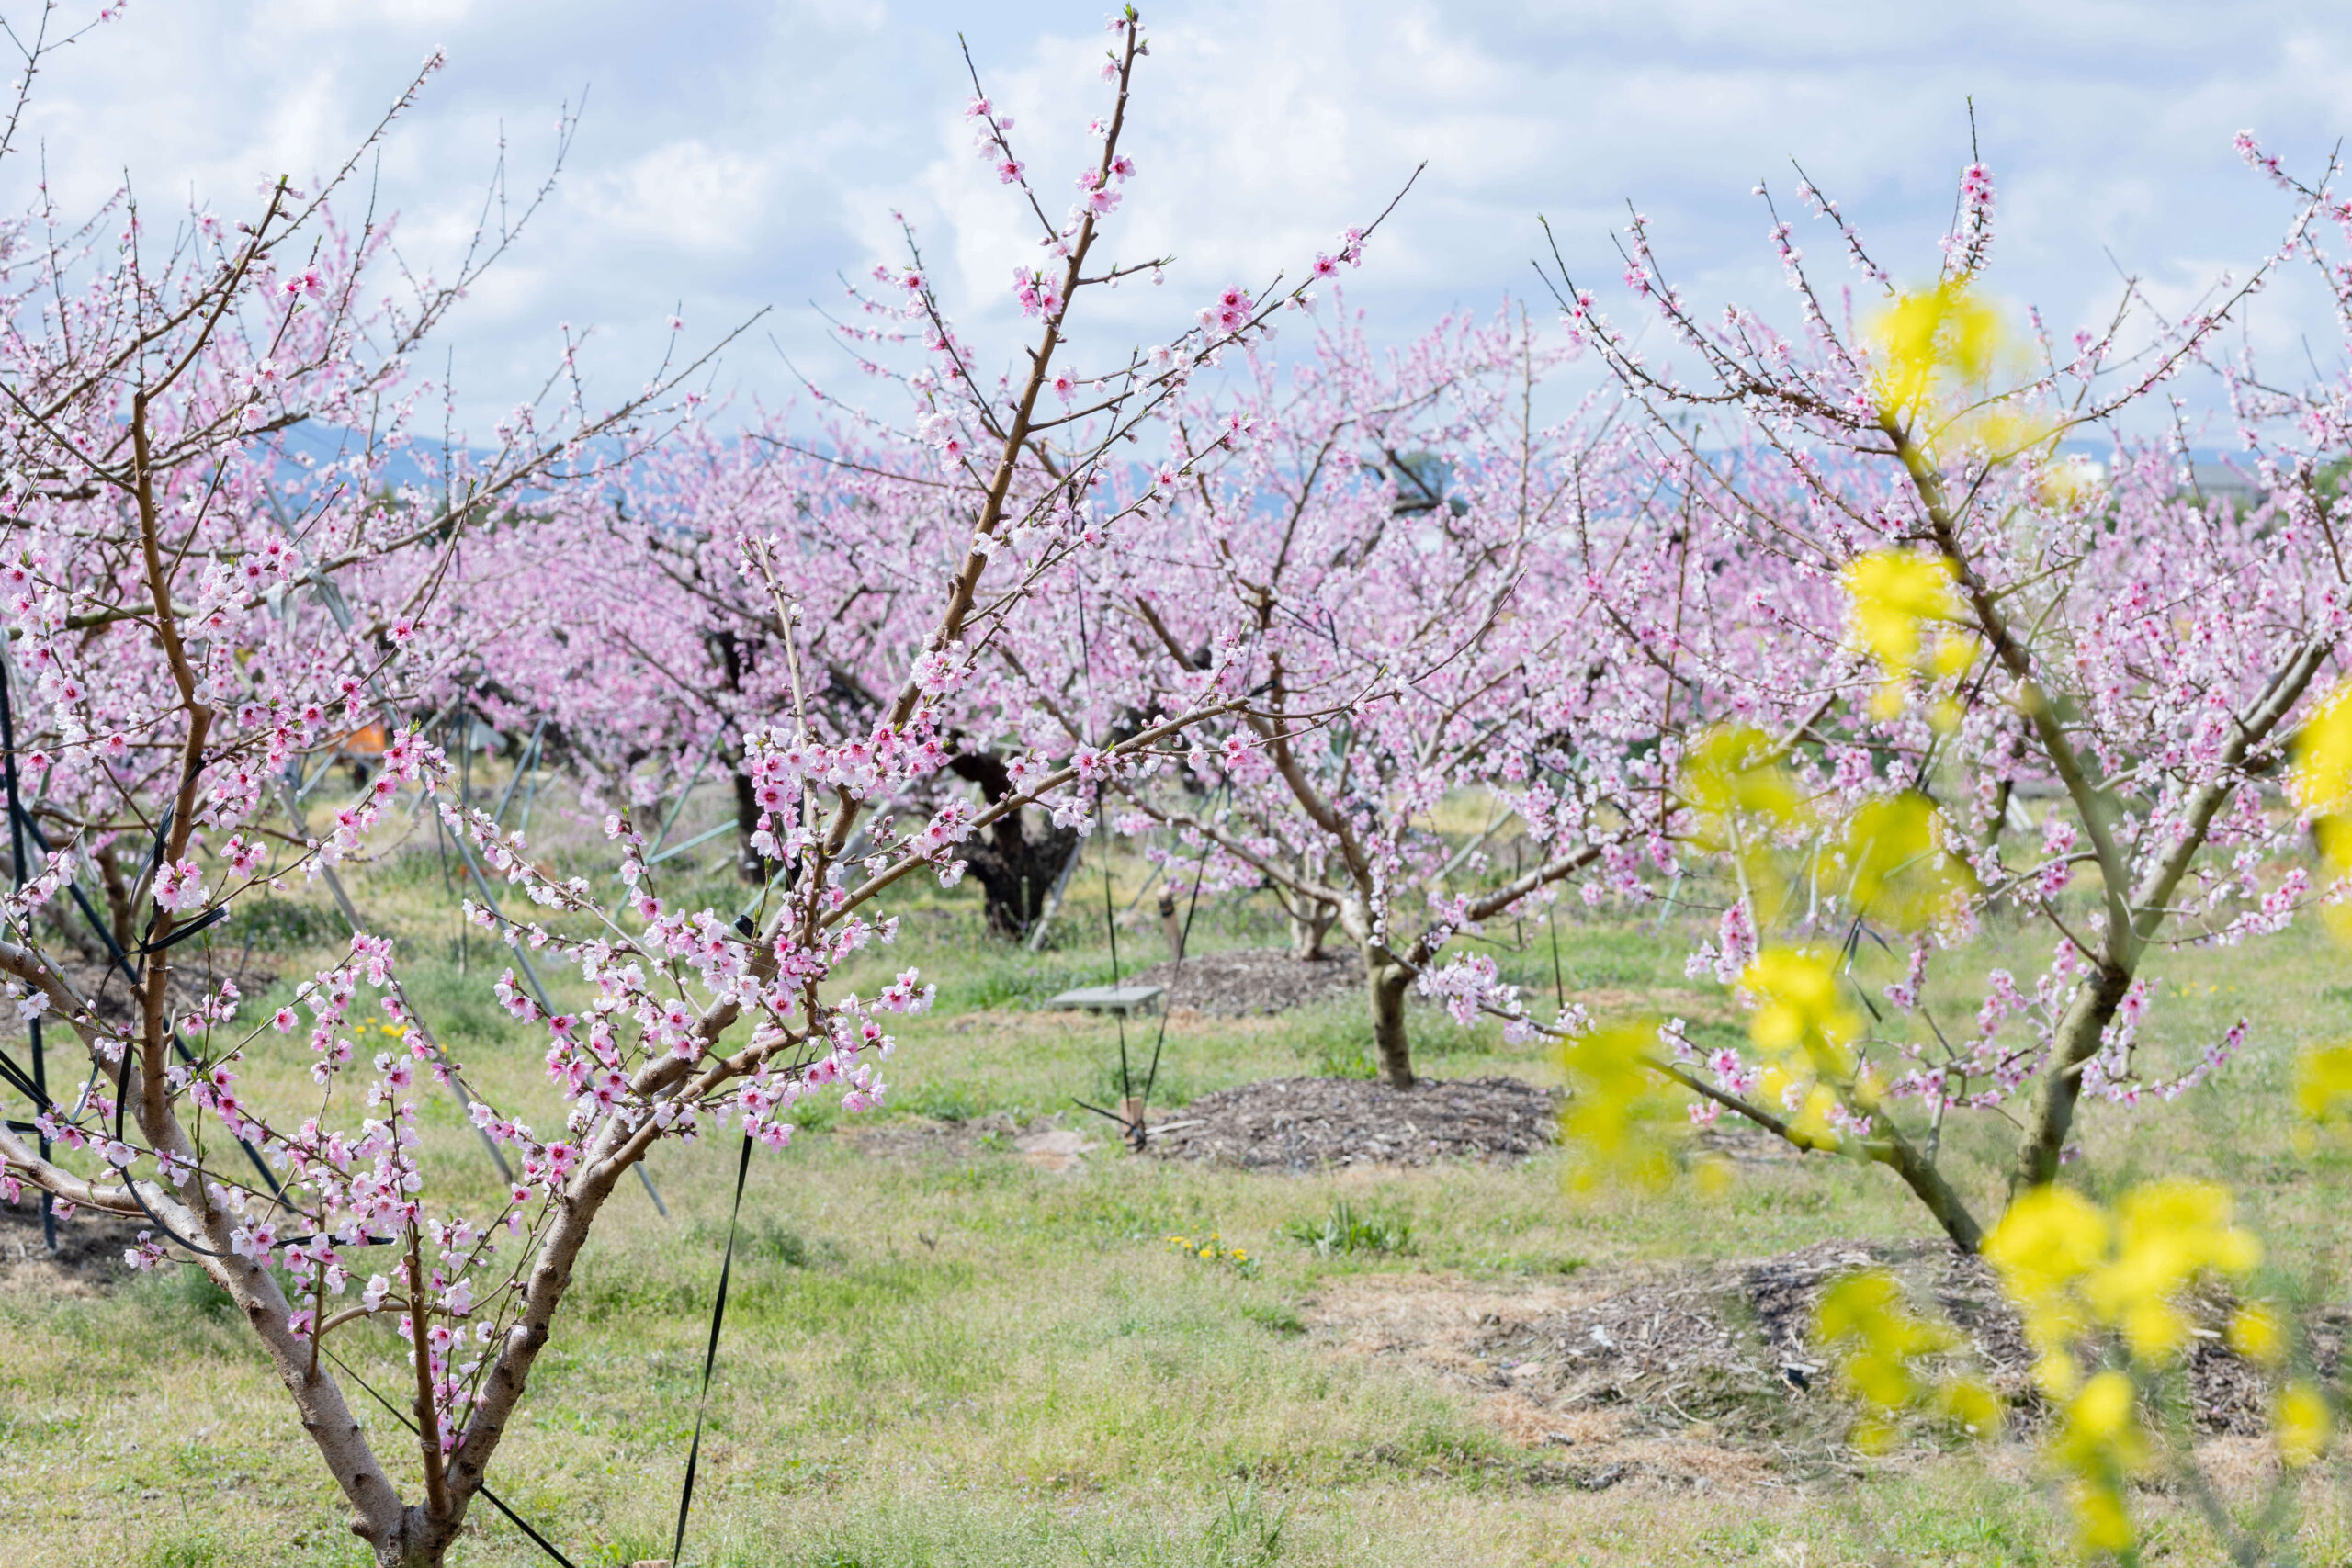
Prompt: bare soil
<box><xmin>835</xmin><ymin>1111</ymin><xmax>1115</xmax><ymax>1172</ymax></box>
<box><xmin>0</xmin><ymin>1191</ymin><xmax>144</xmax><ymax>1297</ymax></box>
<box><xmin>1122</xmin><ymin>945</ymin><xmax>1363</xmax><ymax>1017</ymax></box>
<box><xmin>1306</xmin><ymin>1239</ymin><xmax>2351</xmax><ymax>1490</ymax></box>
<box><xmin>1148</xmin><ymin>1075</ymin><xmax>1558</xmax><ymax>1170</ymax></box>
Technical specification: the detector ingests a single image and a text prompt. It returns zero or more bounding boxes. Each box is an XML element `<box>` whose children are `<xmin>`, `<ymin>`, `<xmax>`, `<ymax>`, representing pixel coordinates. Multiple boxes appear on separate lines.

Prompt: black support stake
<box><xmin>0</xmin><ymin>649</ymin><xmax>53</xmax><ymax>1251</ymax></box>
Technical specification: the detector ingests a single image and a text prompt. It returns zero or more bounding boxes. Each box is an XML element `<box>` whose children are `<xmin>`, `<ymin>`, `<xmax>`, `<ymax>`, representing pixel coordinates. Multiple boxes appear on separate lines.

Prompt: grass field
<box><xmin>4</xmin><ymin>780</ymin><xmax>2351</xmax><ymax>1567</ymax></box>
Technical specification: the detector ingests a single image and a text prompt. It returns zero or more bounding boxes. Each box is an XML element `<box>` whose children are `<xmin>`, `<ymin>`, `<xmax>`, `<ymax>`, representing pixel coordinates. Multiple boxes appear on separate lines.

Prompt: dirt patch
<box><xmin>1148</xmin><ymin>1076</ymin><xmax>1557</xmax><ymax>1170</ymax></box>
<box><xmin>0</xmin><ymin>1192</ymin><xmax>145</xmax><ymax>1297</ymax></box>
<box><xmin>834</xmin><ymin>1111</ymin><xmax>1108</xmax><ymax>1172</ymax></box>
<box><xmin>0</xmin><ymin>952</ymin><xmax>278</xmax><ymax>1048</ymax></box>
<box><xmin>1122</xmin><ymin>946</ymin><xmax>1363</xmax><ymax>1017</ymax></box>
<box><xmin>1306</xmin><ymin>1240</ymin><xmax>2350</xmax><ymax>1488</ymax></box>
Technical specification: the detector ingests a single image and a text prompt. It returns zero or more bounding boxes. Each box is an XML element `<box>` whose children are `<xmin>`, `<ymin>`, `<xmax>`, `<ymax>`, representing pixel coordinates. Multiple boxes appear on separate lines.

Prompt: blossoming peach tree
<box><xmin>1519</xmin><ymin>145</ymin><xmax>2346</xmax><ymax>1244</ymax></box>
<box><xmin>451</xmin><ymin>23</ymin><xmax>1419</xmax><ymax>936</ymax></box>
<box><xmin>1079</xmin><ymin>300</ymin><xmax>1689</xmax><ymax>1087</ymax></box>
<box><xmin>1512</xmin><ymin>138</ymin><xmax>2352</xmax><ymax>1560</ymax></box>
<box><xmin>0</xmin><ymin>11</ymin><xmax>1405</xmax><ymax>1563</ymax></box>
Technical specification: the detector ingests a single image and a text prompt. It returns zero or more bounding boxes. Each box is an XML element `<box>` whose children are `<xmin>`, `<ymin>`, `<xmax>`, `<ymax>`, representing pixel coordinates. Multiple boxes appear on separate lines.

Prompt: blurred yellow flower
<box><xmin>1556</xmin><ymin>1019</ymin><xmax>1687</xmax><ymax>1193</ymax></box>
<box><xmin>1841</xmin><ymin>549</ymin><xmax>1980</xmax><ymax>728</ymax></box>
<box><xmin>2228</xmin><ymin>1302</ymin><xmax>2288</xmax><ymax>1367</ymax></box>
<box><xmin>1839</xmin><ymin>792</ymin><xmax>1974</xmax><ymax>931</ymax></box>
<box><xmin>2296</xmin><ymin>1042</ymin><xmax>2352</xmax><ymax>1131</ymax></box>
<box><xmin>1844</xmin><ymin>551</ymin><xmax>1957</xmax><ymax>669</ymax></box>
<box><xmin>1742</xmin><ymin>946</ymin><xmax>1860</xmax><ymax>1077</ymax></box>
<box><xmin>1863</xmin><ymin>280</ymin><xmax>2050</xmax><ymax>457</ymax></box>
<box><xmin>2276</xmin><ymin>1381</ymin><xmax>2333</xmax><ymax>1468</ymax></box>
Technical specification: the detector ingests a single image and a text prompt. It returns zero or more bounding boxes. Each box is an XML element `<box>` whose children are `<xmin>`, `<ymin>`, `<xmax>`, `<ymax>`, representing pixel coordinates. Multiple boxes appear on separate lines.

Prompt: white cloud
<box><xmin>572</xmin><ymin>140</ymin><xmax>775</xmax><ymax>254</ymax></box>
<box><xmin>6</xmin><ymin>0</ymin><xmax>2347</xmax><ymax>436</ymax></box>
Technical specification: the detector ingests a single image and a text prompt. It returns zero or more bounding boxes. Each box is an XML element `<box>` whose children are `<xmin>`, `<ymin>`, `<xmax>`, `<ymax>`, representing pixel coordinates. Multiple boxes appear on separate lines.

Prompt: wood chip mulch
<box><xmin>1471</xmin><ymin>1238</ymin><xmax>2348</xmax><ymax>1444</ymax></box>
<box><xmin>1148</xmin><ymin>1075</ymin><xmax>1558</xmax><ymax>1170</ymax></box>
<box><xmin>1122</xmin><ymin>946</ymin><xmax>1363</xmax><ymax>1017</ymax></box>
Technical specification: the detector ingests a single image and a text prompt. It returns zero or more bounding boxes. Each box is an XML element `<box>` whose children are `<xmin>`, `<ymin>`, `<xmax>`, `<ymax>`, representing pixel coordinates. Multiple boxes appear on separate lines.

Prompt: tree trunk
<box><xmin>948</xmin><ymin>751</ymin><xmax>1081</xmax><ymax>937</ymax></box>
<box><xmin>1368</xmin><ymin>954</ymin><xmax>1414</xmax><ymax>1089</ymax></box>
<box><xmin>2012</xmin><ymin>960</ymin><xmax>2137</xmax><ymax>1192</ymax></box>
<box><xmin>1289</xmin><ymin>900</ymin><xmax>1335</xmax><ymax>961</ymax></box>
<box><xmin>1158</xmin><ymin>887</ymin><xmax>1184</xmax><ymax>963</ymax></box>
<box><xmin>369</xmin><ymin>1507</ymin><xmax>457</xmax><ymax>1568</ymax></box>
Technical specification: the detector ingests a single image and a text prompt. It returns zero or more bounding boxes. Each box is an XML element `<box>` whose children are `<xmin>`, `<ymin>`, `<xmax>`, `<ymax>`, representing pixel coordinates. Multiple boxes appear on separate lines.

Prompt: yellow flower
<box><xmin>1742</xmin><ymin>946</ymin><xmax>1860</xmax><ymax>1081</ymax></box>
<box><xmin>2276</xmin><ymin>1380</ymin><xmax>2332</xmax><ymax>1468</ymax></box>
<box><xmin>2292</xmin><ymin>684</ymin><xmax>2352</xmax><ymax>818</ymax></box>
<box><xmin>2296</xmin><ymin>1042</ymin><xmax>2352</xmax><ymax>1127</ymax></box>
<box><xmin>1838</xmin><ymin>792</ymin><xmax>1975</xmax><ymax>931</ymax></box>
<box><xmin>2294</xmin><ymin>687</ymin><xmax>2352</xmax><ymax>942</ymax></box>
<box><xmin>2066</xmin><ymin>1370</ymin><xmax>2136</xmax><ymax>1445</ymax></box>
<box><xmin>1936</xmin><ymin>1377</ymin><xmax>2003</xmax><ymax>1437</ymax></box>
<box><xmin>1679</xmin><ymin>724</ymin><xmax>1804</xmax><ymax>831</ymax></box>
<box><xmin>1862</xmin><ymin>281</ymin><xmax>2050</xmax><ymax>456</ymax></box>
<box><xmin>1988</xmin><ymin>1181</ymin><xmax>2258</xmax><ymax>1375</ymax></box>
<box><xmin>1815</xmin><ymin>1270</ymin><xmax>2000</xmax><ymax>1445</ymax></box>
<box><xmin>1556</xmin><ymin>1019</ymin><xmax>1687</xmax><ymax>1192</ymax></box>
<box><xmin>2069</xmin><ymin>1479</ymin><xmax>2135</xmax><ymax>1557</ymax></box>
<box><xmin>1983</xmin><ymin>1185</ymin><xmax>2108</xmax><ymax>1359</ymax></box>
<box><xmin>1843</xmin><ymin>550</ymin><xmax>1958</xmax><ymax>669</ymax></box>
<box><xmin>1840</xmin><ymin>548</ymin><xmax>1984</xmax><ymax>724</ymax></box>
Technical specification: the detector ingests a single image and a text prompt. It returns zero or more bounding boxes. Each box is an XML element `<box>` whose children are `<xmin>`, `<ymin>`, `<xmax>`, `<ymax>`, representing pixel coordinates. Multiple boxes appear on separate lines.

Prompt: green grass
<box><xmin>5</xmin><ymin>772</ymin><xmax>2352</xmax><ymax>1564</ymax></box>
<box><xmin>1284</xmin><ymin>1199</ymin><xmax>1419</xmax><ymax>1258</ymax></box>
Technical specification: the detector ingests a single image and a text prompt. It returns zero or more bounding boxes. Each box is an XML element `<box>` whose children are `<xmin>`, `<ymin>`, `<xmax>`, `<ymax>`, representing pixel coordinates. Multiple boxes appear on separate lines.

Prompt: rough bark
<box><xmin>1286</xmin><ymin>900</ymin><xmax>1335</xmax><ymax>960</ymax></box>
<box><xmin>948</xmin><ymin>751</ymin><xmax>1080</xmax><ymax>936</ymax></box>
<box><xmin>1368</xmin><ymin>954</ymin><xmax>1415</xmax><ymax>1089</ymax></box>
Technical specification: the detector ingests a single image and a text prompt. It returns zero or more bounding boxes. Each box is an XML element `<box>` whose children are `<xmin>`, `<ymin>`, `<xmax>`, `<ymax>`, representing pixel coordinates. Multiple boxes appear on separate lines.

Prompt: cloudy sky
<box><xmin>12</xmin><ymin>1</ymin><xmax>2351</xmax><ymax>434</ymax></box>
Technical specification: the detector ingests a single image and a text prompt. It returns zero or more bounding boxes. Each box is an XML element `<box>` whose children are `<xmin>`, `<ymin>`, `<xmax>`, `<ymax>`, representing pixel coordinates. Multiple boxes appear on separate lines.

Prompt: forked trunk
<box><xmin>1288</xmin><ymin>900</ymin><xmax>1335</xmax><ymax>961</ymax></box>
<box><xmin>1368</xmin><ymin>955</ymin><xmax>1414</xmax><ymax>1089</ymax></box>
<box><xmin>369</xmin><ymin>1504</ymin><xmax>460</xmax><ymax>1568</ymax></box>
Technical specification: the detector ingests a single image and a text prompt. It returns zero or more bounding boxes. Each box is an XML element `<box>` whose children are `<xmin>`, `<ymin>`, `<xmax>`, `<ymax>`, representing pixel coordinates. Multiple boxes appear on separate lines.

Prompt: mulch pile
<box><xmin>1148</xmin><ymin>1075</ymin><xmax>1558</xmax><ymax>1170</ymax></box>
<box><xmin>1123</xmin><ymin>946</ymin><xmax>1363</xmax><ymax>1017</ymax></box>
<box><xmin>1476</xmin><ymin>1240</ymin><xmax>2025</xmax><ymax>1440</ymax></box>
<box><xmin>1311</xmin><ymin>1236</ymin><xmax>2352</xmax><ymax>1486</ymax></box>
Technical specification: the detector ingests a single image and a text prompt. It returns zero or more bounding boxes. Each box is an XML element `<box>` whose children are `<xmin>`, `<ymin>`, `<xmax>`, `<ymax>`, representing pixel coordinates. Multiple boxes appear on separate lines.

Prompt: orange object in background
<box><xmin>340</xmin><ymin>723</ymin><xmax>388</xmax><ymax>758</ymax></box>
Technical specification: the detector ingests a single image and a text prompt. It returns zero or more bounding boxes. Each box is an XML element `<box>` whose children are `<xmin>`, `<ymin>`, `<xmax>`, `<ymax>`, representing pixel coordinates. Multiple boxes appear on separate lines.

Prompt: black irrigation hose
<box><xmin>670</xmin><ymin>1132</ymin><xmax>754</xmax><ymax>1568</ymax></box>
<box><xmin>0</xmin><ymin>1043</ymin><xmax>47</xmax><ymax>1108</ymax></box>
<box><xmin>136</xmin><ymin>906</ymin><xmax>229</xmax><ymax>953</ymax></box>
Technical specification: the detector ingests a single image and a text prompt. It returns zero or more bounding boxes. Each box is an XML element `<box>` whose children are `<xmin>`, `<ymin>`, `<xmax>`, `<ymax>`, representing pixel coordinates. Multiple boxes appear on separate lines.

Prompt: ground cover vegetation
<box><xmin>6</xmin><ymin>3</ymin><xmax>2352</xmax><ymax>1564</ymax></box>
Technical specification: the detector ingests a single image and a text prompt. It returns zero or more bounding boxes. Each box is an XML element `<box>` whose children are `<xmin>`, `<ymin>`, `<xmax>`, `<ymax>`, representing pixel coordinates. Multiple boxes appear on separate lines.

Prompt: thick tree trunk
<box><xmin>2011</xmin><ymin>961</ymin><xmax>2137</xmax><ymax>1193</ymax></box>
<box><xmin>948</xmin><ymin>751</ymin><xmax>1080</xmax><ymax>936</ymax></box>
<box><xmin>1288</xmin><ymin>900</ymin><xmax>1335</xmax><ymax>960</ymax></box>
<box><xmin>371</xmin><ymin>1506</ymin><xmax>459</xmax><ymax>1568</ymax></box>
<box><xmin>1368</xmin><ymin>954</ymin><xmax>1415</xmax><ymax>1089</ymax></box>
